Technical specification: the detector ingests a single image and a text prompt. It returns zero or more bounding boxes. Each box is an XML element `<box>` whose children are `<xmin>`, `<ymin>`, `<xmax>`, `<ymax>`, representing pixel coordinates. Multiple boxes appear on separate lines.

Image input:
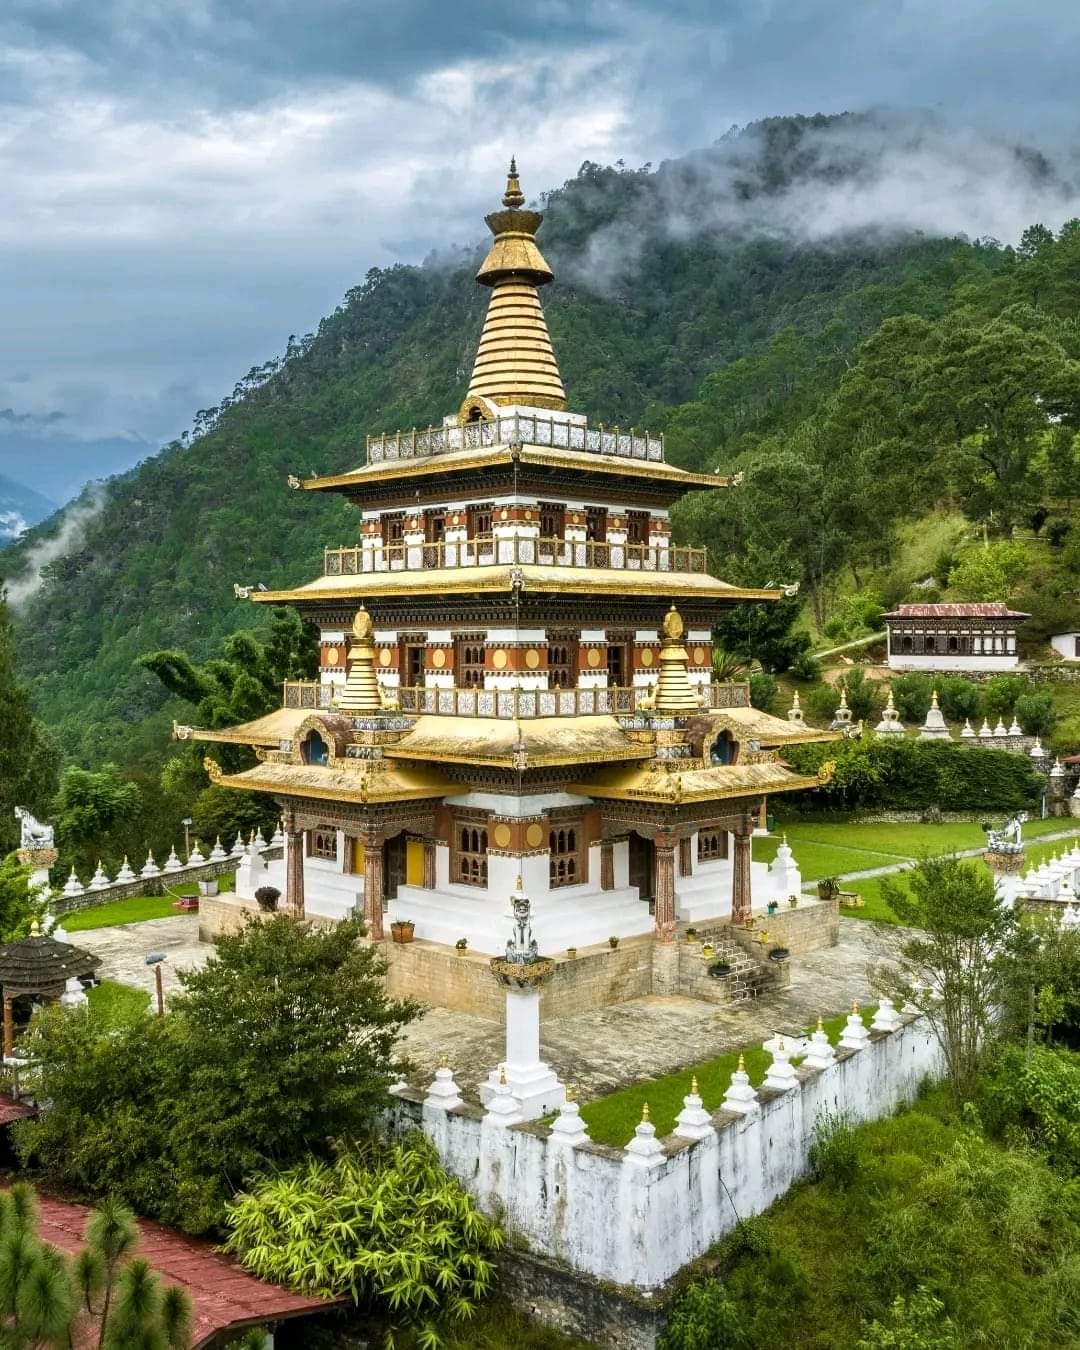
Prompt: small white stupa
<box><xmin>1007</xmin><ymin>715</ymin><xmax>1022</xmax><ymax>737</ymax></box>
<box><xmin>270</xmin><ymin>820</ymin><xmax>285</xmax><ymax>848</ymax></box>
<box><xmin>993</xmin><ymin>717</ymin><xmax>1009</xmax><ymax>738</ymax></box>
<box><xmin>231</xmin><ymin>832</ymin><xmax>246</xmax><ymax>859</ymax></box>
<box><xmin>874</xmin><ymin>688</ymin><xmax>904</xmax><ymax>739</ymax></box>
<box><xmin>961</xmin><ymin>718</ymin><xmax>976</xmax><ymax>739</ymax></box>
<box><xmin>208</xmin><ymin>837</ymin><xmax>227</xmax><ymax>863</ymax></box>
<box><xmin>979</xmin><ymin>718</ymin><xmax>995</xmax><ymax>739</ymax></box>
<box><xmin>61</xmin><ymin>869</ymin><xmax>84</xmax><ymax>899</ymax></box>
<box><xmin>787</xmin><ymin>691</ymin><xmax>807</xmax><ymax>730</ymax></box>
<box><xmin>1030</xmin><ymin>736</ymin><xmax>1045</xmax><ymax>759</ymax></box>
<box><xmin>187</xmin><ymin>840</ymin><xmax>205</xmax><ymax>866</ymax></box>
<box><xmin>87</xmin><ymin>862</ymin><xmax>110</xmax><ymax>891</ymax></box>
<box><xmin>162</xmin><ymin>847</ymin><xmax>183</xmax><ymax>875</ymax></box>
<box><xmin>829</xmin><ymin>684</ymin><xmax>853</xmax><ymax>733</ymax></box>
<box><xmin>918</xmin><ymin>689</ymin><xmax>950</xmax><ymax>741</ymax></box>
<box><xmin>114</xmin><ymin>856</ymin><xmax>137</xmax><ymax>884</ymax></box>
<box><xmin>140</xmin><ymin>851</ymin><xmax>160</xmax><ymax>880</ymax></box>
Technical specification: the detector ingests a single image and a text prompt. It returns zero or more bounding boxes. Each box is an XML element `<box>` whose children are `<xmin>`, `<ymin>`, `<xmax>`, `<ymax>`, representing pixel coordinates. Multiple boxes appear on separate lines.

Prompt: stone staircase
<box><xmin>680</xmin><ymin>926</ymin><xmax>782</xmax><ymax>1004</ymax></box>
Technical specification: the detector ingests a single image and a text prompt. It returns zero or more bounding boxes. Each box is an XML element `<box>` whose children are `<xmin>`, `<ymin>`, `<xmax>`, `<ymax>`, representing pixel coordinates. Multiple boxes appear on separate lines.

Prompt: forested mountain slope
<box><xmin>2</xmin><ymin>112</ymin><xmax>1072</xmax><ymax>767</ymax></box>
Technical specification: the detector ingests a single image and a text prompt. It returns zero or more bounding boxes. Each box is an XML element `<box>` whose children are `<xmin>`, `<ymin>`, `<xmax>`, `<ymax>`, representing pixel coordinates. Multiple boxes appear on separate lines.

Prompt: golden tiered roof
<box><xmin>464</xmin><ymin>160</ymin><xmax>566</xmax><ymax>412</ymax></box>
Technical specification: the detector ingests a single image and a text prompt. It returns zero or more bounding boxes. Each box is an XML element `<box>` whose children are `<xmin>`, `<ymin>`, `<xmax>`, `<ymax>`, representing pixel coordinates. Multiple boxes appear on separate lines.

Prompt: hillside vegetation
<box><xmin>3</xmin><ymin>112</ymin><xmax>1079</xmax><ymax>771</ymax></box>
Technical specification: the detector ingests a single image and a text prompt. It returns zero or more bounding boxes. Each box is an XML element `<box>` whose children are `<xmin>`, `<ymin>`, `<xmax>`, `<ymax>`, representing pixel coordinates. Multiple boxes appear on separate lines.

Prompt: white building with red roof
<box><xmin>884</xmin><ymin>602</ymin><xmax>1029</xmax><ymax>672</ymax></box>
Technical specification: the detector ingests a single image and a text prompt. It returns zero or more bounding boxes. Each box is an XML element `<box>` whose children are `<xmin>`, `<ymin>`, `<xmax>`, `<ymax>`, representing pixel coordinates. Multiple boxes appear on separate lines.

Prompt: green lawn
<box><xmin>578</xmin><ymin>1008</ymin><xmax>872</xmax><ymax>1148</ymax></box>
<box><xmin>753</xmin><ymin>835</ymin><xmax>896</xmax><ymax>882</ymax></box>
<box><xmin>86</xmin><ymin>979</ymin><xmax>150</xmax><ymax>1024</ymax></box>
<box><xmin>60</xmin><ymin>873</ymin><xmax>234</xmax><ymax>933</ymax></box>
<box><xmin>776</xmin><ymin>816</ymin><xmax>1077</xmax><ymax>859</ymax></box>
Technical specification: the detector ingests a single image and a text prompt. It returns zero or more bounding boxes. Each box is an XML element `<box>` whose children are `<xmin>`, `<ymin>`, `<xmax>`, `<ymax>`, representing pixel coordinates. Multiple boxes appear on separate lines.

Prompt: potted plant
<box><xmin>702</xmin><ymin>942</ymin><xmax>714</xmax><ymax>958</ymax></box>
<box><xmin>788</xmin><ymin>894</ymin><xmax>798</xmax><ymax>909</ymax></box>
<box><xmin>708</xmin><ymin>960</ymin><xmax>732</xmax><ymax>978</ymax></box>
<box><xmin>391</xmin><ymin>919</ymin><xmax>415</xmax><ymax>944</ymax></box>
<box><xmin>254</xmin><ymin>886</ymin><xmax>280</xmax><ymax>913</ymax></box>
<box><xmin>608</xmin><ymin>935</ymin><xmax>620</xmax><ymax>949</ymax></box>
<box><xmin>817</xmin><ymin>876</ymin><xmax>839</xmax><ymax>900</ymax></box>
<box><xmin>768</xmin><ymin>946</ymin><xmax>790</xmax><ymax>962</ymax></box>
<box><xmin>455</xmin><ymin>937</ymin><xmax>468</xmax><ymax>956</ymax></box>
<box><xmin>566</xmin><ymin>946</ymin><xmax>578</xmax><ymax>959</ymax></box>
<box><xmin>684</xmin><ymin>927</ymin><xmax>698</xmax><ymax>942</ymax></box>
<box><xmin>767</xmin><ymin>899</ymin><xmax>779</xmax><ymax>917</ymax></box>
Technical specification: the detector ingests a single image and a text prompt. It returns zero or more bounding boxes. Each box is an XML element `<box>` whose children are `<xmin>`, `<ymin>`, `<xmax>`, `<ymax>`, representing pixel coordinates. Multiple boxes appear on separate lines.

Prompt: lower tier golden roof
<box><xmin>383</xmin><ymin>714</ymin><xmax>650</xmax><ymax>768</ymax></box>
<box><xmin>252</xmin><ymin>563</ymin><xmax>777</xmax><ymax>606</ymax></box>
<box><xmin>705</xmin><ymin>706</ymin><xmax>840</xmax><ymax>747</ymax></box>
<box><xmin>206</xmin><ymin>760</ymin><xmax>456</xmax><ymax>804</ymax></box>
<box><xmin>173</xmin><ymin>708</ymin><xmax>308</xmax><ymax>748</ymax></box>
<box><xmin>571</xmin><ymin>760</ymin><xmax>828</xmax><ymax>804</ymax></box>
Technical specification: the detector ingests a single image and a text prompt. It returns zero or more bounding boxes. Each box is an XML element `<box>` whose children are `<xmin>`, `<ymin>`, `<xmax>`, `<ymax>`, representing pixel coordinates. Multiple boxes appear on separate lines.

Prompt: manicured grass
<box><xmin>752</xmin><ymin>835</ymin><xmax>896</xmax><ymax>881</ymax></box>
<box><xmin>86</xmin><ymin>979</ymin><xmax>150</xmax><ymax>1024</ymax></box>
<box><xmin>779</xmin><ymin>817</ymin><xmax>1077</xmax><ymax>858</ymax></box>
<box><xmin>841</xmin><ymin>874</ymin><xmax>911</xmax><ymax>924</ymax></box>
<box><xmin>60</xmin><ymin>873</ymin><xmax>234</xmax><ymax>933</ymax></box>
<box><xmin>578</xmin><ymin>1008</ymin><xmax>871</xmax><ymax>1148</ymax></box>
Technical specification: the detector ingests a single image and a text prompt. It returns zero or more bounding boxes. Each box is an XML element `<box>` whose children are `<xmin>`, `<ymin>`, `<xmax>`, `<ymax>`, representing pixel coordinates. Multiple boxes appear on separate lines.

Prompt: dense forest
<box><xmin>3</xmin><ymin>111</ymin><xmax>1080</xmax><ymax>779</ymax></box>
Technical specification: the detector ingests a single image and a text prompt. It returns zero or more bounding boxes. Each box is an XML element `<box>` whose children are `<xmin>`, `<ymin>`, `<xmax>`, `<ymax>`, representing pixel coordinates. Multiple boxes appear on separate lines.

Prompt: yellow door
<box><xmin>405</xmin><ymin>838</ymin><xmax>425</xmax><ymax>886</ymax></box>
<box><xmin>350</xmin><ymin>840</ymin><xmax>365</xmax><ymax>873</ymax></box>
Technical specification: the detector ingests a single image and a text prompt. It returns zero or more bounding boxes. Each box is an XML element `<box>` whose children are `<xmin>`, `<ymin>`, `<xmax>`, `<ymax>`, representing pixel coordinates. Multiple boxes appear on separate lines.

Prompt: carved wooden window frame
<box><xmin>549</xmin><ymin>817</ymin><xmax>585</xmax><ymax>888</ymax></box>
<box><xmin>307</xmin><ymin>827</ymin><xmax>338</xmax><ymax>861</ymax></box>
<box><xmin>697</xmin><ymin>829</ymin><xmax>728</xmax><ymax>862</ymax></box>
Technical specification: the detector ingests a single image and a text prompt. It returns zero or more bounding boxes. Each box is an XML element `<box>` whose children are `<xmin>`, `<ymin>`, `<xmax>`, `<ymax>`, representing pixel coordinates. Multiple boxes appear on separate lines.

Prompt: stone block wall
<box><xmin>391</xmin><ymin>1013</ymin><xmax>944</xmax><ymax>1302</ymax></box>
<box><xmin>53</xmin><ymin>851</ymin><xmax>281</xmax><ymax>916</ymax></box>
<box><xmin>725</xmin><ymin>896</ymin><xmax>838</xmax><ymax>956</ymax></box>
<box><xmin>196</xmin><ymin>890</ymin><xmax>337</xmax><ymax>942</ymax></box>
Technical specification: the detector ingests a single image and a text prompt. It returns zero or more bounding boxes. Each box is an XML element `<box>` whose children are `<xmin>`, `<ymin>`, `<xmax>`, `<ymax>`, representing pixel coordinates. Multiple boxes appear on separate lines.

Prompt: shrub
<box><xmin>225</xmin><ymin>1135</ymin><xmax>503</xmax><ymax>1348</ymax></box>
<box><xmin>748</xmin><ymin>672</ymin><xmax>776</xmax><ymax>712</ymax></box>
<box><xmin>980</xmin><ymin>1046</ymin><xmax>1080</xmax><ymax>1173</ymax></box>
<box><xmin>1014</xmin><ymin>691</ymin><xmax>1055</xmax><ymax>737</ymax></box>
<box><xmin>936</xmin><ymin>675</ymin><xmax>982</xmax><ymax>723</ymax></box>
<box><xmin>891</xmin><ymin>673</ymin><xmax>934</xmax><ymax>724</ymax></box>
<box><xmin>658</xmin><ymin>1279</ymin><xmax>747</xmax><ymax>1350</ymax></box>
<box><xmin>857</xmin><ymin>1287</ymin><xmax>957</xmax><ymax>1349</ymax></box>
<box><xmin>982</xmin><ymin>674</ymin><xmax>1032</xmax><ymax>718</ymax></box>
<box><xmin>808</xmin><ymin>1110</ymin><xmax>861</xmax><ymax>1190</ymax></box>
<box><xmin>1046</xmin><ymin>518</ymin><xmax>1071</xmax><ymax>548</ymax></box>
<box><xmin>789</xmin><ymin>651</ymin><xmax>821</xmax><ymax>682</ymax></box>
<box><xmin>843</xmin><ymin>668</ymin><xmax>883</xmax><ymax>723</ymax></box>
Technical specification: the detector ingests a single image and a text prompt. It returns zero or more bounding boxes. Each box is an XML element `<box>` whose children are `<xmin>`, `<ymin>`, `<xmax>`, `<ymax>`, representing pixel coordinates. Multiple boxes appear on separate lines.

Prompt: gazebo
<box><xmin>0</xmin><ymin>923</ymin><xmax>102</xmax><ymax>1056</ymax></box>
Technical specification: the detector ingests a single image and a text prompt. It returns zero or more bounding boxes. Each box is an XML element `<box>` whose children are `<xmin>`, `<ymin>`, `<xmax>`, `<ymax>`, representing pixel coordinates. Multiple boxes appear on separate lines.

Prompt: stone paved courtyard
<box><xmin>81</xmin><ymin>914</ymin><xmax>906</xmax><ymax>1102</ymax></box>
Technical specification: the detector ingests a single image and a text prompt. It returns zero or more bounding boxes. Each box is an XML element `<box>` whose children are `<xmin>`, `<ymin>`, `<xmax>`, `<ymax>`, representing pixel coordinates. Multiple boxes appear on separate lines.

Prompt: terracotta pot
<box><xmin>390</xmin><ymin>921</ymin><xmax>415</xmax><ymax>944</ymax></box>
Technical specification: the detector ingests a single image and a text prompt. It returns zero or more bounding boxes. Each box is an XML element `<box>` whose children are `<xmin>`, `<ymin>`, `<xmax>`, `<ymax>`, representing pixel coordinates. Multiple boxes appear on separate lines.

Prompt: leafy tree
<box><xmin>0</xmin><ymin>593</ymin><xmax>60</xmax><ymax>856</ymax></box>
<box><xmin>1013</xmin><ymin>691</ymin><xmax>1055</xmax><ymax>737</ymax></box>
<box><xmin>997</xmin><ymin>913</ymin><xmax>1080</xmax><ymax>1047</ymax></box>
<box><xmin>16</xmin><ymin>916</ymin><xmax>422</xmax><ymax>1234</ymax></box>
<box><xmin>658</xmin><ymin>1279</ymin><xmax>747</xmax><ymax>1350</ymax></box>
<box><xmin>709</xmin><ymin>593</ymin><xmax>811</xmax><ymax>674</ymax></box>
<box><xmin>890</xmin><ymin>673</ymin><xmax>934</xmax><ymax>724</ymax></box>
<box><xmin>935</xmin><ymin>675</ymin><xmax>982</xmax><ymax>724</ymax></box>
<box><xmin>52</xmin><ymin>764</ymin><xmax>142</xmax><ymax>883</ymax></box>
<box><xmin>0</xmin><ymin>855</ymin><xmax>44</xmax><ymax>940</ymax></box>
<box><xmin>948</xmin><ymin>541</ymin><xmax>1032</xmax><ymax>601</ymax></box>
<box><xmin>224</xmin><ymin>1135</ymin><xmax>502</xmax><ymax>1349</ymax></box>
<box><xmin>878</xmin><ymin>855</ymin><xmax>1018</xmax><ymax>1101</ymax></box>
<box><xmin>0</xmin><ymin>1184</ymin><xmax>191</xmax><ymax>1348</ymax></box>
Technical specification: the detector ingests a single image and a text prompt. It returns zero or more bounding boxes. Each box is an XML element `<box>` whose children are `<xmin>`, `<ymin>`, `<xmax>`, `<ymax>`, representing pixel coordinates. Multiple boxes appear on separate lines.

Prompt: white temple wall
<box><xmin>887</xmin><ymin>653</ymin><xmax>1021</xmax><ymax>672</ymax></box>
<box><xmin>399</xmin><ymin>1015</ymin><xmax>944</xmax><ymax>1291</ymax></box>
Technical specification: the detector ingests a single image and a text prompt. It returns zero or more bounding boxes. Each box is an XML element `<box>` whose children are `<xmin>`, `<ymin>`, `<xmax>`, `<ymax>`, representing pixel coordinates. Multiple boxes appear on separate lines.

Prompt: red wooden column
<box><xmin>679</xmin><ymin>836</ymin><xmax>693</xmax><ymax>878</ymax></box>
<box><xmin>600</xmin><ymin>841</ymin><xmax>614</xmax><ymax>891</ymax></box>
<box><xmin>653</xmin><ymin>834</ymin><xmax>677</xmax><ymax>943</ymax></box>
<box><xmin>2</xmin><ymin>995</ymin><xmax>12</xmax><ymax>1059</ymax></box>
<box><xmin>731</xmin><ymin>814</ymin><xmax>755</xmax><ymax>925</ymax></box>
<box><xmin>362</xmin><ymin>832</ymin><xmax>385</xmax><ymax>940</ymax></box>
<box><xmin>283</xmin><ymin>807</ymin><xmax>305</xmax><ymax>919</ymax></box>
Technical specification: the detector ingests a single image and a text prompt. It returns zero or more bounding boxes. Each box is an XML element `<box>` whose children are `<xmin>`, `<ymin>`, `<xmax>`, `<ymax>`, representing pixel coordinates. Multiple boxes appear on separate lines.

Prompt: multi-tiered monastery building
<box><xmin>185</xmin><ymin>163</ymin><xmax>835</xmax><ymax>967</ymax></box>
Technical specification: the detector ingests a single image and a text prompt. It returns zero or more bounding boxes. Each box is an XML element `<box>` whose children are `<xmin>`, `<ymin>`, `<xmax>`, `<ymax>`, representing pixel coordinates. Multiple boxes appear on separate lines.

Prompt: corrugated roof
<box><xmin>884</xmin><ymin>603</ymin><xmax>1030</xmax><ymax>619</ymax></box>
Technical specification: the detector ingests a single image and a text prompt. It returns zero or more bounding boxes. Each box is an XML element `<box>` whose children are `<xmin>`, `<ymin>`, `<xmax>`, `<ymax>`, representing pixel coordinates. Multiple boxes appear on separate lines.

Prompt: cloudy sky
<box><xmin>2</xmin><ymin>0</ymin><xmax>1079</xmax><ymax>504</ymax></box>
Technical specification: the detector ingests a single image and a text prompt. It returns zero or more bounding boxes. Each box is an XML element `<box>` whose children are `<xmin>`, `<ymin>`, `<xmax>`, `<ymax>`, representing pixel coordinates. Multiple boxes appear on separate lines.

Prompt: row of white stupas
<box><xmin>55</xmin><ymin>825</ymin><xmax>283</xmax><ymax>901</ymax></box>
<box><xmin>1000</xmin><ymin>841</ymin><xmax>1080</xmax><ymax>913</ymax></box>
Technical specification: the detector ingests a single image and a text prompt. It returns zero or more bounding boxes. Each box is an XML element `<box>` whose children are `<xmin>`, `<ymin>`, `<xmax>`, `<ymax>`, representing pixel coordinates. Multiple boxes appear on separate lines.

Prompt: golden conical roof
<box><xmin>465</xmin><ymin>160</ymin><xmax>566</xmax><ymax>412</ymax></box>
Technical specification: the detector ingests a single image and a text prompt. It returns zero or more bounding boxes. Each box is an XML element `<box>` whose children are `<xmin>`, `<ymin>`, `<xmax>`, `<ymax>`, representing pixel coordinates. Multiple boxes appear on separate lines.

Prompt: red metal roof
<box><xmin>24</xmin><ymin>1191</ymin><xmax>335</xmax><ymax>1347</ymax></box>
<box><xmin>883</xmin><ymin>603</ymin><xmax>1030</xmax><ymax>619</ymax></box>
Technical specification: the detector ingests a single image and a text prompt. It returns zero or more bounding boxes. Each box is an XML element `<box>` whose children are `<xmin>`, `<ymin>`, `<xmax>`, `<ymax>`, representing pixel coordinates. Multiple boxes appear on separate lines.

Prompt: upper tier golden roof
<box><xmin>465</xmin><ymin>161</ymin><xmax>566</xmax><ymax>411</ymax></box>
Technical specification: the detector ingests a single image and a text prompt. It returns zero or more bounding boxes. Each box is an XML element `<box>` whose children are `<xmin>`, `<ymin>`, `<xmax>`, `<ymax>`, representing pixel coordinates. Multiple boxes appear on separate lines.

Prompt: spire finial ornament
<box><xmin>503</xmin><ymin>156</ymin><xmax>525</xmax><ymax>208</ymax></box>
<box><xmin>641</xmin><ymin>1101</ymin><xmax>651</xmax><ymax>1123</ymax></box>
<box><xmin>691</xmin><ymin>1075</ymin><xmax>699</xmax><ymax>1095</ymax></box>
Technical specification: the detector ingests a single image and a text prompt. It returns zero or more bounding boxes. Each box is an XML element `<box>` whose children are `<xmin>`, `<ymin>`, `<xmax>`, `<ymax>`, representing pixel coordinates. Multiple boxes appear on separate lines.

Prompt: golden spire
<box><xmin>653</xmin><ymin>605</ymin><xmax>699</xmax><ymax>713</ymax></box>
<box><xmin>690</xmin><ymin>1075</ymin><xmax>699</xmax><ymax>1096</ymax></box>
<box><xmin>641</xmin><ymin>1102</ymin><xmax>651</xmax><ymax>1123</ymax></box>
<box><xmin>335</xmin><ymin>607</ymin><xmax>384</xmax><ymax>714</ymax></box>
<box><xmin>464</xmin><ymin>160</ymin><xmax>567</xmax><ymax>413</ymax></box>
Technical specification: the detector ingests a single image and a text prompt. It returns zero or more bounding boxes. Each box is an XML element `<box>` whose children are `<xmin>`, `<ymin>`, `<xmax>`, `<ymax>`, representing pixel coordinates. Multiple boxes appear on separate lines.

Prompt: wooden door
<box><xmin>628</xmin><ymin>833</ymin><xmax>655</xmax><ymax>902</ymax></box>
<box><xmin>383</xmin><ymin>834</ymin><xmax>407</xmax><ymax>900</ymax></box>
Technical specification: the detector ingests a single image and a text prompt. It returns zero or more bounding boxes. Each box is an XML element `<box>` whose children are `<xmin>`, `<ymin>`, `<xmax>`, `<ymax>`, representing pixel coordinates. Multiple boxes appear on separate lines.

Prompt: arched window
<box><xmin>455</xmin><ymin>817</ymin><xmax>488</xmax><ymax>887</ymax></box>
<box><xmin>698</xmin><ymin>831</ymin><xmax>728</xmax><ymax>862</ymax></box>
<box><xmin>302</xmin><ymin>730</ymin><xmax>329</xmax><ymax>766</ymax></box>
<box><xmin>902</xmin><ymin>636</ymin><xmax>913</xmax><ymax>653</ymax></box>
<box><xmin>549</xmin><ymin>819</ymin><xmax>584</xmax><ymax>888</ymax></box>
<box><xmin>710</xmin><ymin>731</ymin><xmax>736</xmax><ymax>766</ymax></box>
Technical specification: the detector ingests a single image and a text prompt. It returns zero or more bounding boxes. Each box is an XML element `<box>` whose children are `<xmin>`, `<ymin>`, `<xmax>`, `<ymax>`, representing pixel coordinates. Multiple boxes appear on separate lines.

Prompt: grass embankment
<box><xmin>60</xmin><ymin>874</ymin><xmax>234</xmax><ymax>933</ymax></box>
<box><xmin>706</xmin><ymin>1080</ymin><xmax>1079</xmax><ymax>1348</ymax></box>
<box><xmin>579</xmin><ymin>1009</ymin><xmax>872</xmax><ymax>1148</ymax></box>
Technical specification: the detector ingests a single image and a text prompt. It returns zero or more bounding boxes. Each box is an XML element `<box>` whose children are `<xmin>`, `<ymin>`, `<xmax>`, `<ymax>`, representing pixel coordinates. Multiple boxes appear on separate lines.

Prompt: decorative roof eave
<box><xmin>299</xmin><ymin>445</ymin><xmax>732</xmax><ymax>495</ymax></box>
<box><xmin>382</xmin><ymin>713</ymin><xmax>652</xmax><ymax>769</ymax></box>
<box><xmin>173</xmin><ymin>708</ymin><xmax>309</xmax><ymax>748</ymax></box>
<box><xmin>205</xmin><ymin>761</ymin><xmax>456</xmax><ymax>804</ymax></box>
<box><xmin>703</xmin><ymin>707</ymin><xmax>841</xmax><ymax>746</ymax></box>
<box><xmin>250</xmin><ymin>565</ymin><xmax>779</xmax><ymax>606</ymax></box>
<box><xmin>569</xmin><ymin>760</ymin><xmax>833</xmax><ymax>805</ymax></box>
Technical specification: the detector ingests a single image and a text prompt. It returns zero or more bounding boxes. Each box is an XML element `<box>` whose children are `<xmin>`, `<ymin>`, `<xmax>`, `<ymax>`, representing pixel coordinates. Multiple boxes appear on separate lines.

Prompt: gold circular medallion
<box><xmin>493</xmin><ymin>649</ymin><xmax>508</xmax><ymax>670</ymax></box>
<box><xmin>325</xmin><ymin>647</ymin><xmax>340</xmax><ymax>665</ymax></box>
<box><xmin>525</xmin><ymin>823</ymin><xmax>544</xmax><ymax>849</ymax></box>
<box><xmin>525</xmin><ymin>649</ymin><xmax>540</xmax><ymax>669</ymax></box>
<box><xmin>493</xmin><ymin>824</ymin><xmax>512</xmax><ymax>849</ymax></box>
<box><xmin>640</xmin><ymin>648</ymin><xmax>654</xmax><ymax>668</ymax></box>
<box><xmin>452</xmin><ymin>513</ymin><xmax>460</xmax><ymax>525</ymax></box>
<box><xmin>432</xmin><ymin>649</ymin><xmax>446</xmax><ymax>669</ymax></box>
<box><xmin>587</xmin><ymin>648</ymin><xmax>601</xmax><ymax>669</ymax></box>
<box><xmin>524</xmin><ymin>510</ymin><xmax>532</xmax><ymax>521</ymax></box>
<box><xmin>500</xmin><ymin>508</ymin><xmax>509</xmax><ymax>521</ymax></box>
<box><xmin>693</xmin><ymin>646</ymin><xmax>707</xmax><ymax>665</ymax></box>
<box><xmin>378</xmin><ymin>649</ymin><xmax>393</xmax><ymax>667</ymax></box>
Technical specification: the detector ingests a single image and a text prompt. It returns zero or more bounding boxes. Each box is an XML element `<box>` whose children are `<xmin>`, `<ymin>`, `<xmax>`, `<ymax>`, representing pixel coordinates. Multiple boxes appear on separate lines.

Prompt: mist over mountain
<box><xmin>3</xmin><ymin>111</ymin><xmax>1079</xmax><ymax>768</ymax></box>
<box><xmin>0</xmin><ymin>473</ymin><xmax>57</xmax><ymax>547</ymax></box>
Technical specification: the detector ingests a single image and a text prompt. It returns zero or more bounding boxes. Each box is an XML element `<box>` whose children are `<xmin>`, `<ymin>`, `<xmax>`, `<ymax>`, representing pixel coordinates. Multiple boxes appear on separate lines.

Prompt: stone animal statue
<box><xmin>14</xmin><ymin>807</ymin><xmax>54</xmax><ymax>850</ymax></box>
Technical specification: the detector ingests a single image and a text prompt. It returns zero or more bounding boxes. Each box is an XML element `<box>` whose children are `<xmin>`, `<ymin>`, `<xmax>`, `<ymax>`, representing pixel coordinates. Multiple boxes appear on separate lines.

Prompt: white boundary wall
<box><xmin>392</xmin><ymin>1015</ymin><xmax>943</xmax><ymax>1290</ymax></box>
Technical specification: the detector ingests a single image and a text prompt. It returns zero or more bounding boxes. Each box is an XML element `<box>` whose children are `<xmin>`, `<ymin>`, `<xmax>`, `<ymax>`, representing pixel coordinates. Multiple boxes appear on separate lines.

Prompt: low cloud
<box><xmin>3</xmin><ymin>487</ymin><xmax>106</xmax><ymax>608</ymax></box>
<box><xmin>0</xmin><ymin>511</ymin><xmax>28</xmax><ymax>542</ymax></box>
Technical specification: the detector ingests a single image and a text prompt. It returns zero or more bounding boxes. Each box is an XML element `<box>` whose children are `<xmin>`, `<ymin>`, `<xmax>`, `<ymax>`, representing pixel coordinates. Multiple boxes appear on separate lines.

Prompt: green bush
<box><xmin>789</xmin><ymin>650</ymin><xmax>821</xmax><ymax>682</ymax></box>
<box><xmin>748</xmin><ymin>672</ymin><xmax>776</xmax><ymax>712</ymax></box>
<box><xmin>1014</xmin><ymin>691</ymin><xmax>1055</xmax><ymax>737</ymax></box>
<box><xmin>225</xmin><ymin>1134</ymin><xmax>503</xmax><ymax>1348</ymax></box>
<box><xmin>808</xmin><ymin>1111</ymin><xmax>861</xmax><ymax>1190</ymax></box>
<box><xmin>982</xmin><ymin>674</ymin><xmax>1033</xmax><ymax>718</ymax></box>
<box><xmin>980</xmin><ymin>1046</ymin><xmax>1080</xmax><ymax>1173</ymax></box>
<box><xmin>658</xmin><ymin>1279</ymin><xmax>747</xmax><ymax>1350</ymax></box>
<box><xmin>787</xmin><ymin>738</ymin><xmax>1042</xmax><ymax>812</ymax></box>
<box><xmin>857</xmin><ymin>1288</ymin><xmax>957</xmax><ymax>1349</ymax></box>
<box><xmin>936</xmin><ymin>676</ymin><xmax>982</xmax><ymax>723</ymax></box>
<box><xmin>891</xmin><ymin>674</ymin><xmax>934</xmax><ymax>724</ymax></box>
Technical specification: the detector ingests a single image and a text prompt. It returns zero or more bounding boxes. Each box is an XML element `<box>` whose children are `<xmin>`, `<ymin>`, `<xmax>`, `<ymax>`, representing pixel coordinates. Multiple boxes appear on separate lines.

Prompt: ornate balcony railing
<box><xmin>283</xmin><ymin>680</ymin><xmax>750</xmax><ymax>717</ymax></box>
<box><xmin>324</xmin><ymin>537</ymin><xmax>708</xmax><ymax>577</ymax></box>
<box><xmin>365</xmin><ymin>413</ymin><xmax>664</xmax><ymax>465</ymax></box>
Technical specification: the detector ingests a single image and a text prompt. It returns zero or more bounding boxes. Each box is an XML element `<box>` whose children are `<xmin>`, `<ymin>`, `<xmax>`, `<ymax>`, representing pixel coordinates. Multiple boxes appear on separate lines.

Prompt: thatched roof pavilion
<box><xmin>0</xmin><ymin>922</ymin><xmax>101</xmax><ymax>1056</ymax></box>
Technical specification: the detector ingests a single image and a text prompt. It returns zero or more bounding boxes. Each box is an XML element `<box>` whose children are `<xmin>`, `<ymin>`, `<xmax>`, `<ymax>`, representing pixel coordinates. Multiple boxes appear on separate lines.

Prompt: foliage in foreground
<box><xmin>225</xmin><ymin>1135</ymin><xmax>503</xmax><ymax>1349</ymax></box>
<box><xmin>15</xmin><ymin>916</ymin><xmax>421</xmax><ymax>1234</ymax></box>
<box><xmin>0</xmin><ymin>1184</ymin><xmax>191</xmax><ymax>1349</ymax></box>
<box><xmin>675</xmin><ymin>1086</ymin><xmax>1080</xmax><ymax>1348</ymax></box>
